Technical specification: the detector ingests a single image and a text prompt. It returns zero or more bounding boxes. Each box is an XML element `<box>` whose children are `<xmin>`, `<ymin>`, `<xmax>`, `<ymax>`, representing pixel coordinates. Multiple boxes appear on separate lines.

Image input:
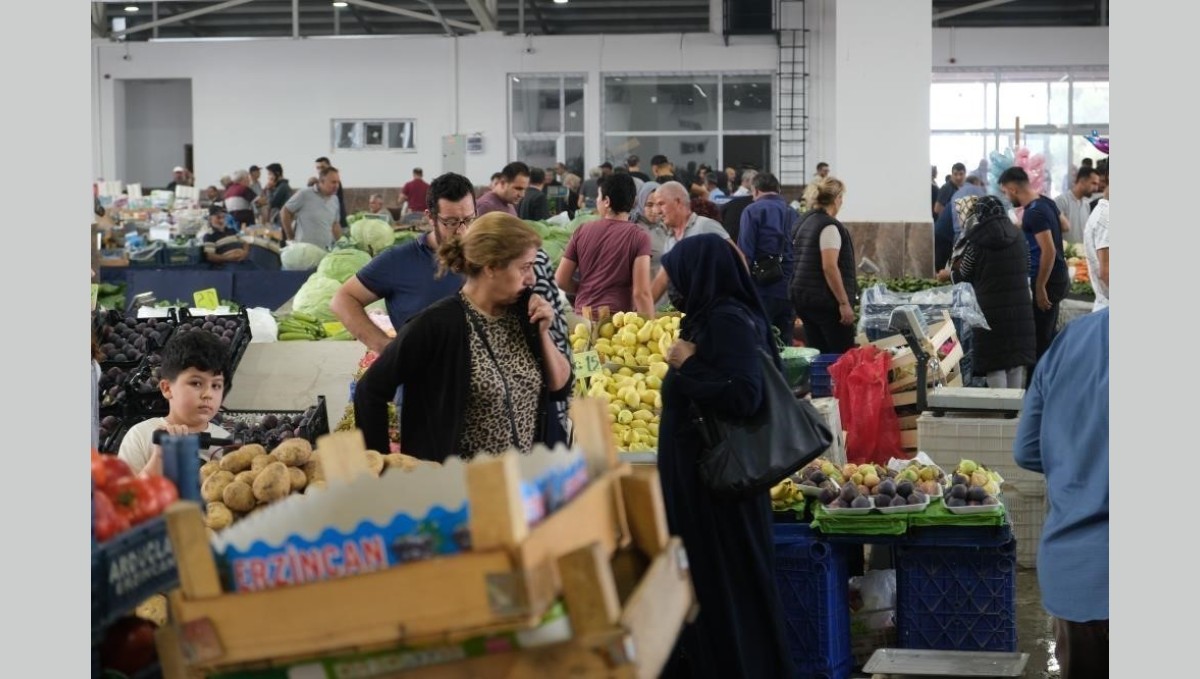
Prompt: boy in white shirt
<box><xmin>119</xmin><ymin>331</ymin><xmax>232</xmax><ymax>476</ymax></box>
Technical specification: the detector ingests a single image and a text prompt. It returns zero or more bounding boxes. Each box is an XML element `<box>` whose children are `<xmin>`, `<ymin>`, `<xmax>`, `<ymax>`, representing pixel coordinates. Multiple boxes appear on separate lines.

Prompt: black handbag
<box><xmin>750</xmin><ymin>253</ymin><xmax>784</xmax><ymax>286</ymax></box>
<box><xmin>690</xmin><ymin>348</ymin><xmax>834</xmax><ymax>496</ymax></box>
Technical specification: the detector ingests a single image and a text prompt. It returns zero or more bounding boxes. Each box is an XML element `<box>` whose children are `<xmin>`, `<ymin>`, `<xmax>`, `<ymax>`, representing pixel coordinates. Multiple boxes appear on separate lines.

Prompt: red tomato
<box><xmin>91</xmin><ymin>450</ymin><xmax>108</xmax><ymax>487</ymax></box>
<box><xmin>100</xmin><ymin>616</ymin><xmax>158</xmax><ymax>676</ymax></box>
<box><xmin>93</xmin><ymin>492</ymin><xmax>130</xmax><ymax>543</ymax></box>
<box><xmin>99</xmin><ymin>455</ymin><xmax>134</xmax><ymax>492</ymax></box>
<box><xmin>141</xmin><ymin>476</ymin><xmax>179</xmax><ymax>515</ymax></box>
<box><xmin>107</xmin><ymin>477</ymin><xmax>160</xmax><ymax>525</ymax></box>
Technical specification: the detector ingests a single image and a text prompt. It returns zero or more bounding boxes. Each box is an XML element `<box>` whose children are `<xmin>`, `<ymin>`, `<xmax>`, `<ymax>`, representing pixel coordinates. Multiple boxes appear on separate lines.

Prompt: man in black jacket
<box><xmin>518</xmin><ymin>167</ymin><xmax>551</xmax><ymax>221</ymax></box>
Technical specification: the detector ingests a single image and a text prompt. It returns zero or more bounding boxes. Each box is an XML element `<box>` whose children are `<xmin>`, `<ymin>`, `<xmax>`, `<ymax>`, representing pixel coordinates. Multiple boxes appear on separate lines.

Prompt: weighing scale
<box><xmin>885</xmin><ymin>306</ymin><xmax>1024</xmax><ymax>418</ymax></box>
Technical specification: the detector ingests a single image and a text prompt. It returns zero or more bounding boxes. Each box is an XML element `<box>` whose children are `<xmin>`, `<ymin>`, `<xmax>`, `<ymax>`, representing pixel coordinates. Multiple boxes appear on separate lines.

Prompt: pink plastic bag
<box><xmin>828</xmin><ymin>346</ymin><xmax>904</xmax><ymax>466</ymax></box>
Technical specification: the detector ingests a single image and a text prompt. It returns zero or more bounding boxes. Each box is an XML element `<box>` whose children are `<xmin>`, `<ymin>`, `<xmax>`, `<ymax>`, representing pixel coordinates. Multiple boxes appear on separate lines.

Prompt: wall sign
<box><xmin>466</xmin><ymin>133</ymin><xmax>484</xmax><ymax>154</ymax></box>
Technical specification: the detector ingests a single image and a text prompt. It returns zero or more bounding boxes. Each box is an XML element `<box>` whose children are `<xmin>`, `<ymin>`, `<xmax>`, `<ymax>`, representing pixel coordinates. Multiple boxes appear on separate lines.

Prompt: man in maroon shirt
<box><xmin>554</xmin><ymin>173</ymin><xmax>655</xmax><ymax>319</ymax></box>
<box><xmin>399</xmin><ymin>168</ymin><xmax>429</xmax><ymax>222</ymax></box>
<box><xmin>476</xmin><ymin>162</ymin><xmax>530</xmax><ymax>217</ymax></box>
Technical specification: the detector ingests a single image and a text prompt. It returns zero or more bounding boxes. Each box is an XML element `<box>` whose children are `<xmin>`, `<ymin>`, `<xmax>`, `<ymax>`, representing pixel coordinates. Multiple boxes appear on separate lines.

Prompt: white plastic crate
<box><xmin>1000</xmin><ymin>482</ymin><xmax>1048</xmax><ymax>569</ymax></box>
<box><xmin>915</xmin><ymin>413</ymin><xmax>1043</xmax><ymax>491</ymax></box>
<box><xmin>810</xmin><ymin>397</ymin><xmax>846</xmax><ymax>467</ymax></box>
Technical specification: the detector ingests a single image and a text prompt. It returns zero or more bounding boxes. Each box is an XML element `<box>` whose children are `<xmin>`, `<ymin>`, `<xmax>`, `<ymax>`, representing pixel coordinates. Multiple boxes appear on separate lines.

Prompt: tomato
<box><xmin>91</xmin><ymin>449</ymin><xmax>108</xmax><ymax>488</ymax></box>
<box><xmin>141</xmin><ymin>476</ymin><xmax>179</xmax><ymax>514</ymax></box>
<box><xmin>93</xmin><ymin>492</ymin><xmax>130</xmax><ymax>543</ymax></box>
<box><xmin>98</xmin><ymin>455</ymin><xmax>133</xmax><ymax>492</ymax></box>
<box><xmin>106</xmin><ymin>477</ymin><xmax>160</xmax><ymax>526</ymax></box>
<box><xmin>99</xmin><ymin>616</ymin><xmax>158</xmax><ymax>676</ymax></box>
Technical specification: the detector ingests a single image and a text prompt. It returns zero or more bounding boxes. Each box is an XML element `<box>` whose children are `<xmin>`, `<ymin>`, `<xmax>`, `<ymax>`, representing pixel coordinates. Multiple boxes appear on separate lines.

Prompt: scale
<box><xmin>886</xmin><ymin>306</ymin><xmax>1024</xmax><ymax>418</ymax></box>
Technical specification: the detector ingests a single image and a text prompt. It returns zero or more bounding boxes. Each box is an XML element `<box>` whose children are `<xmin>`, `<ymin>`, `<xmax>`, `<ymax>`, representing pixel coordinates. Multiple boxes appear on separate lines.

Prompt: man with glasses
<box><xmin>331</xmin><ymin>172</ymin><xmax>477</xmax><ymax>354</ymax></box>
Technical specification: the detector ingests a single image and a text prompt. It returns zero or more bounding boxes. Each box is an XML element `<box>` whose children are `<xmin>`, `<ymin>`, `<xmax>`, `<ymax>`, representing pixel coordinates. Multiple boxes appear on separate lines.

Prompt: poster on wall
<box><xmin>467</xmin><ymin>134</ymin><xmax>484</xmax><ymax>154</ymax></box>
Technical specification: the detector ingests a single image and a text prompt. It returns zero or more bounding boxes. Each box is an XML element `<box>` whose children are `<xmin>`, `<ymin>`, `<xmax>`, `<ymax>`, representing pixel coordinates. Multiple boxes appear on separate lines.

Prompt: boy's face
<box><xmin>160</xmin><ymin>368</ymin><xmax>225</xmax><ymax>428</ymax></box>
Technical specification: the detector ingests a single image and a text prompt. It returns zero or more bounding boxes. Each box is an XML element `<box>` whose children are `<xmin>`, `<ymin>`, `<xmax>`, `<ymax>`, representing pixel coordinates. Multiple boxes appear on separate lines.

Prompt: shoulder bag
<box><xmin>690</xmin><ymin>347</ymin><xmax>834</xmax><ymax>496</ymax></box>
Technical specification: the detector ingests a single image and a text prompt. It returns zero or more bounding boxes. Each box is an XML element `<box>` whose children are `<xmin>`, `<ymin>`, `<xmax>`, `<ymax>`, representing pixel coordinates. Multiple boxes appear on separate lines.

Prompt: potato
<box><xmin>272</xmin><ymin>438</ymin><xmax>312</xmax><ymax>467</ymax></box>
<box><xmin>383</xmin><ymin>453</ymin><xmax>421</xmax><ymax>472</ymax></box>
<box><xmin>288</xmin><ymin>467</ymin><xmax>307</xmax><ymax>492</ymax></box>
<box><xmin>222</xmin><ymin>481</ymin><xmax>256</xmax><ymax>512</ymax></box>
<box><xmin>242</xmin><ymin>443</ymin><xmax>269</xmax><ymax>458</ymax></box>
<box><xmin>252</xmin><ymin>462</ymin><xmax>292</xmax><ymax>503</ymax></box>
<box><xmin>364</xmin><ymin>450</ymin><xmax>386</xmax><ymax>477</ymax></box>
<box><xmin>201</xmin><ymin>471</ymin><xmax>236</xmax><ymax>503</ymax></box>
<box><xmin>218</xmin><ymin>447</ymin><xmax>259</xmax><ymax>474</ymax></box>
<box><xmin>302</xmin><ymin>459</ymin><xmax>324</xmax><ymax>484</ymax></box>
<box><xmin>234</xmin><ymin>470</ymin><xmax>258</xmax><ymax>486</ymax></box>
<box><xmin>204</xmin><ymin>502</ymin><xmax>234</xmax><ymax>530</ymax></box>
<box><xmin>251</xmin><ymin>455</ymin><xmax>274</xmax><ymax>473</ymax></box>
<box><xmin>200</xmin><ymin>460</ymin><xmax>221</xmax><ymax>481</ymax></box>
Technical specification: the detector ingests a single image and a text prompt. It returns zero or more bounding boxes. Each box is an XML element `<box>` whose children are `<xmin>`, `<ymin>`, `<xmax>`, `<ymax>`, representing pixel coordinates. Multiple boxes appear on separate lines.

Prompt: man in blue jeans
<box><xmin>737</xmin><ymin>172</ymin><xmax>799</xmax><ymax>346</ymax></box>
<box><xmin>1014</xmin><ymin>307</ymin><xmax>1108</xmax><ymax>679</ymax></box>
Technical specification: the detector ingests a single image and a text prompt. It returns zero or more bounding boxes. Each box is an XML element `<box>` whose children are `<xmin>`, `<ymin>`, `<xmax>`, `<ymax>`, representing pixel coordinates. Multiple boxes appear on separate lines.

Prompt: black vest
<box><xmin>789</xmin><ymin>210</ymin><xmax>856</xmax><ymax>311</ymax></box>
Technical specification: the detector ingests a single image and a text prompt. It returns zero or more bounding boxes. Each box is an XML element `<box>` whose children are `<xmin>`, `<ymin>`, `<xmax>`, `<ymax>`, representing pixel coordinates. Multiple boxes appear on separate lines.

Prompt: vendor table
<box><xmin>99</xmin><ymin>266</ymin><xmax>313</xmax><ymax>311</ymax></box>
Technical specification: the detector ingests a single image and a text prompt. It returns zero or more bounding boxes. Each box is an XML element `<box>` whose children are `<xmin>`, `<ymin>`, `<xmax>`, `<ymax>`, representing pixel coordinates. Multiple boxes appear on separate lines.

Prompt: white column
<box><xmin>833</xmin><ymin>0</ymin><xmax>931</xmax><ymax>222</ymax></box>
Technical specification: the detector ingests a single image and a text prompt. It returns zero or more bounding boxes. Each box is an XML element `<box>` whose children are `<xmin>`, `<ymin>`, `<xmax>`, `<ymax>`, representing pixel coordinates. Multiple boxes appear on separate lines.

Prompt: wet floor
<box><xmin>1015</xmin><ymin>567</ymin><xmax>1059</xmax><ymax>679</ymax></box>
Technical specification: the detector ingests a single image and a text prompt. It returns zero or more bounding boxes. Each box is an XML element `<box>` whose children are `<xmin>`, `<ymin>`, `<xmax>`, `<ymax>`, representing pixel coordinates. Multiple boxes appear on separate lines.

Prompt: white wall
<box><xmin>932</xmin><ymin>27</ymin><xmax>1109</xmax><ymax>70</ymax></box>
<box><xmin>121</xmin><ymin>80</ymin><xmax>193</xmax><ymax>187</ymax></box>
<box><xmin>833</xmin><ymin>0</ymin><xmax>932</xmax><ymax>223</ymax></box>
<box><xmin>92</xmin><ymin>33</ymin><xmax>777</xmax><ymax>189</ymax></box>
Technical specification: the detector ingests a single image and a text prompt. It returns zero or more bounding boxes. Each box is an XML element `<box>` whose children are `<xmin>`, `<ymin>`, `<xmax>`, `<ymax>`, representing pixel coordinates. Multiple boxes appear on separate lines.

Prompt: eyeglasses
<box><xmin>435</xmin><ymin>214</ymin><xmax>476</xmax><ymax>231</ymax></box>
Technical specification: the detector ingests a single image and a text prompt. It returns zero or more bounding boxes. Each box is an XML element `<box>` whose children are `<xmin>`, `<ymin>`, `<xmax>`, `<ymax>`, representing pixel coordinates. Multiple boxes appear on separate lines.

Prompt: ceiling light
<box><xmin>332</xmin><ymin>1</ymin><xmax>348</xmax><ymax>7</ymax></box>
<box><xmin>554</xmin><ymin>0</ymin><xmax>569</xmax><ymax>4</ymax></box>
<box><xmin>125</xmin><ymin>5</ymin><xmax>139</xmax><ymax>11</ymax></box>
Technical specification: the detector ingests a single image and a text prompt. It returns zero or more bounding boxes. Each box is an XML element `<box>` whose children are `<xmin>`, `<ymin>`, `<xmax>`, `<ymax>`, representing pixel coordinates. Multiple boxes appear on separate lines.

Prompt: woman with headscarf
<box><xmin>950</xmin><ymin>195</ymin><xmax>1036</xmax><ymax>389</ymax></box>
<box><xmin>657</xmin><ymin>234</ymin><xmax>794</xmax><ymax>679</ymax></box>
<box><xmin>630</xmin><ymin>182</ymin><xmax>668</xmax><ymax>283</ymax></box>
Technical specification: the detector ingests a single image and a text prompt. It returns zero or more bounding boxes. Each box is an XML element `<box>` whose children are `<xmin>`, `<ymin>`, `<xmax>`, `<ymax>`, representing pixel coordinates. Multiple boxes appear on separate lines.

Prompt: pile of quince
<box><xmin>591</xmin><ymin>312</ymin><xmax>682</xmax><ymax>368</ymax></box>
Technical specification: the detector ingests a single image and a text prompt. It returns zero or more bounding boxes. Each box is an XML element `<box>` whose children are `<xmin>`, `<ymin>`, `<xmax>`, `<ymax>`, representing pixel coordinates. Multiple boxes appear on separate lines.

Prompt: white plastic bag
<box><xmin>246</xmin><ymin>307</ymin><xmax>278</xmax><ymax>343</ymax></box>
<box><xmin>850</xmin><ymin>569</ymin><xmax>896</xmax><ymax>630</ymax></box>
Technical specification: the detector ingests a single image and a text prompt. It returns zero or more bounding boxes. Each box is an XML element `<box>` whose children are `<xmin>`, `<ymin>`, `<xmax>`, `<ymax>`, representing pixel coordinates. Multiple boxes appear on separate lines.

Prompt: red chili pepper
<box><xmin>93</xmin><ymin>492</ymin><xmax>130</xmax><ymax>542</ymax></box>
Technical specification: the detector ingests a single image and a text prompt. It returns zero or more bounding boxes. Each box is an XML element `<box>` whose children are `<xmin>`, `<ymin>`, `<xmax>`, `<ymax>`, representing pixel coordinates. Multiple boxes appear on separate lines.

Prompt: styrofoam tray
<box><xmin>823</xmin><ymin>500</ymin><xmax>874</xmax><ymax>515</ymax></box>
<box><xmin>875</xmin><ymin>497</ymin><xmax>931</xmax><ymax>514</ymax></box>
<box><xmin>945</xmin><ymin>502</ymin><xmax>1004</xmax><ymax>515</ymax></box>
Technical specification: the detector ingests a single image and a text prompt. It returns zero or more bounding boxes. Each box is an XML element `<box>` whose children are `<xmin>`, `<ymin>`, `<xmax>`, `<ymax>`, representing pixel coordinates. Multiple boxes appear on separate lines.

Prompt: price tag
<box><xmin>573</xmin><ymin>350</ymin><xmax>602</xmax><ymax>379</ymax></box>
<box><xmin>193</xmin><ymin>288</ymin><xmax>220</xmax><ymax>310</ymax></box>
<box><xmin>322</xmin><ymin>321</ymin><xmax>345</xmax><ymax>337</ymax></box>
<box><xmin>91</xmin><ymin>284</ymin><xmax>99</xmax><ymax>311</ymax></box>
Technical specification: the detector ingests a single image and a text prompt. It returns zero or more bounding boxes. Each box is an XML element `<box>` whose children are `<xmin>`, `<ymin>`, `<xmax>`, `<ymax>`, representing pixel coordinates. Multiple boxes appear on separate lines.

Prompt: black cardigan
<box><xmin>353</xmin><ymin>291</ymin><xmax>573</xmax><ymax>462</ymax></box>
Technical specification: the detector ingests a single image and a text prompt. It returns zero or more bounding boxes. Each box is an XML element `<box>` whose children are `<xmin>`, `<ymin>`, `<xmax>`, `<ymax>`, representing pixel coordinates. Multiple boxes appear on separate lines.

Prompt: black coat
<box><xmin>720</xmin><ymin>195</ymin><xmax>753</xmax><ymax>243</ymax></box>
<box><xmin>354</xmin><ymin>291</ymin><xmax>572</xmax><ymax>461</ymax></box>
<box><xmin>957</xmin><ymin>216</ymin><xmax>1037</xmax><ymax>374</ymax></box>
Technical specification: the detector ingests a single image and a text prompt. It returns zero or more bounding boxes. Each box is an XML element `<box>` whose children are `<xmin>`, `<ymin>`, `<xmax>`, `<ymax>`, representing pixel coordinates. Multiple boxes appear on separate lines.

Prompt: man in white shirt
<box><xmin>650</xmin><ymin>181</ymin><xmax>731</xmax><ymax>300</ymax></box>
<box><xmin>1054</xmin><ymin>167</ymin><xmax>1100</xmax><ymax>246</ymax></box>
<box><xmin>1083</xmin><ymin>182</ymin><xmax>1109</xmax><ymax>310</ymax></box>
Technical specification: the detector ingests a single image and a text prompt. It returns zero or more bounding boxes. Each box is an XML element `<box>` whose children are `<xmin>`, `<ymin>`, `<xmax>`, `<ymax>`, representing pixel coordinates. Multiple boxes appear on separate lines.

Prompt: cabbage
<box><xmin>292</xmin><ymin>273</ymin><xmax>342</xmax><ymax>321</ymax></box>
<box><xmin>317</xmin><ymin>249</ymin><xmax>372</xmax><ymax>283</ymax></box>
<box><xmin>280</xmin><ymin>242</ymin><xmax>328</xmax><ymax>271</ymax></box>
<box><xmin>350</xmin><ymin>218</ymin><xmax>394</xmax><ymax>255</ymax></box>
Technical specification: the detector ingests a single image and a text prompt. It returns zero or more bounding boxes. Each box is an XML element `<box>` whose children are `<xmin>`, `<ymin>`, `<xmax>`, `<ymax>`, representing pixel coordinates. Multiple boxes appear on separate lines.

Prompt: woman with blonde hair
<box><xmin>354</xmin><ymin>213</ymin><xmax>573</xmax><ymax>461</ymax></box>
<box><xmin>789</xmin><ymin>176</ymin><xmax>857</xmax><ymax>353</ymax></box>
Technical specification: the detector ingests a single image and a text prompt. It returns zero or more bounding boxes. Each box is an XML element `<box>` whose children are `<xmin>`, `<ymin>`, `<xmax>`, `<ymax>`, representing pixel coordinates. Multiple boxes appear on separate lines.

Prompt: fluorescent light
<box><xmin>332</xmin><ymin>1</ymin><xmax>348</xmax><ymax>6</ymax></box>
<box><xmin>554</xmin><ymin>0</ymin><xmax>569</xmax><ymax>4</ymax></box>
<box><xmin>125</xmin><ymin>5</ymin><xmax>139</xmax><ymax>12</ymax></box>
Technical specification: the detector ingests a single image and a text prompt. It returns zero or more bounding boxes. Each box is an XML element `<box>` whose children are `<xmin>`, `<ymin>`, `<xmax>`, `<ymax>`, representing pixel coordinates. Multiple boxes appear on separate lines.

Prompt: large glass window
<box><xmin>931</xmin><ymin>71</ymin><xmax>1108</xmax><ymax>198</ymax></box>
<box><xmin>510</xmin><ymin>75</ymin><xmax>585</xmax><ymax>177</ymax></box>
<box><xmin>603</xmin><ymin>73</ymin><xmax>774</xmax><ymax>176</ymax></box>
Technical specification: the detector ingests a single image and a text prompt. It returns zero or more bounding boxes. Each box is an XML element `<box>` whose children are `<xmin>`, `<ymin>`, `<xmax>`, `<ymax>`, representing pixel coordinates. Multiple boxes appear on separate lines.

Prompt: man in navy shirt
<box><xmin>737</xmin><ymin>172</ymin><xmax>799</xmax><ymax>345</ymax></box>
<box><xmin>330</xmin><ymin>172</ymin><xmax>476</xmax><ymax>354</ymax></box>
<box><xmin>1014</xmin><ymin>307</ymin><xmax>1108</xmax><ymax>679</ymax></box>
<box><xmin>1000</xmin><ymin>167</ymin><xmax>1069</xmax><ymax>361</ymax></box>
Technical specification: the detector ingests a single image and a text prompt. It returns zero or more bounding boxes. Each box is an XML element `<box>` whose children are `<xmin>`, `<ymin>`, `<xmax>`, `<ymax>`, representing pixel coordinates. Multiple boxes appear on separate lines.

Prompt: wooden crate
<box><xmin>156</xmin><ymin>399</ymin><xmax>694</xmax><ymax>678</ymax></box>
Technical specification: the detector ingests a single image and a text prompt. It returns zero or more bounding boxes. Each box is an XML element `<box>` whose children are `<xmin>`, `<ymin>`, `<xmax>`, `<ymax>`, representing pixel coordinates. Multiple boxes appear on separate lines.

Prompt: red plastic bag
<box><xmin>828</xmin><ymin>346</ymin><xmax>904</xmax><ymax>465</ymax></box>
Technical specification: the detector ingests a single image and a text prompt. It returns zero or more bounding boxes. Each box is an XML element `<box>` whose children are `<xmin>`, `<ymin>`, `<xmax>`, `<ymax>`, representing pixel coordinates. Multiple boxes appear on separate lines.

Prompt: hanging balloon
<box><xmin>1085</xmin><ymin>130</ymin><xmax>1110</xmax><ymax>155</ymax></box>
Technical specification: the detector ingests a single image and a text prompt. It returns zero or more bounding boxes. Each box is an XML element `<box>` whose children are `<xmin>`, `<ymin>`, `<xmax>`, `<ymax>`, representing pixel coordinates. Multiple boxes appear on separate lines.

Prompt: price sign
<box><xmin>193</xmin><ymin>288</ymin><xmax>220</xmax><ymax>310</ymax></box>
<box><xmin>572</xmin><ymin>350</ymin><xmax>602</xmax><ymax>398</ymax></box>
<box><xmin>91</xmin><ymin>284</ymin><xmax>99</xmax><ymax>311</ymax></box>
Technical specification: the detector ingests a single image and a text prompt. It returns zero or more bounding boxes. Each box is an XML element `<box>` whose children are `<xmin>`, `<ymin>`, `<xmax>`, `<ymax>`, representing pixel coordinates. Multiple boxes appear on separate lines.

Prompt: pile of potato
<box><xmin>200</xmin><ymin>439</ymin><xmax>428</xmax><ymax>531</ymax></box>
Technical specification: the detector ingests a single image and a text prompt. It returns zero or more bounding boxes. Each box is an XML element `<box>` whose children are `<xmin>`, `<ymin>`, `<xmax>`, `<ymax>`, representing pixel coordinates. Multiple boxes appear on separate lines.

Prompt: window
<box><xmin>510</xmin><ymin>75</ymin><xmax>585</xmax><ymax>177</ymax></box>
<box><xmin>331</xmin><ymin>119</ymin><xmax>415</xmax><ymax>151</ymax></box>
<box><xmin>930</xmin><ymin>71</ymin><xmax>1108</xmax><ymax>197</ymax></box>
<box><xmin>603</xmin><ymin>73</ymin><xmax>774</xmax><ymax>176</ymax></box>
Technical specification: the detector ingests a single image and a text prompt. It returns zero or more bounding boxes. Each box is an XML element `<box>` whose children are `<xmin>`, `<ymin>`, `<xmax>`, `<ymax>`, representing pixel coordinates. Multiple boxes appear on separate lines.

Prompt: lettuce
<box><xmin>292</xmin><ymin>274</ymin><xmax>342</xmax><ymax>321</ymax></box>
<box><xmin>317</xmin><ymin>249</ymin><xmax>372</xmax><ymax>284</ymax></box>
<box><xmin>350</xmin><ymin>218</ymin><xmax>394</xmax><ymax>255</ymax></box>
<box><xmin>280</xmin><ymin>243</ymin><xmax>328</xmax><ymax>271</ymax></box>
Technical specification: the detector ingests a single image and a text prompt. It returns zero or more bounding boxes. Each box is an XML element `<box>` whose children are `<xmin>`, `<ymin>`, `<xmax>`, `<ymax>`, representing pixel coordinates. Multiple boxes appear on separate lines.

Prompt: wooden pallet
<box><xmin>156</xmin><ymin>399</ymin><xmax>694</xmax><ymax>678</ymax></box>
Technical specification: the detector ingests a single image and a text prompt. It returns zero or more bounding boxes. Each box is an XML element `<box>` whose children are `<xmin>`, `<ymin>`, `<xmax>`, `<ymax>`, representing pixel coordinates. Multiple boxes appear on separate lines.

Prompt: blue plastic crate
<box><xmin>809</xmin><ymin>354</ymin><xmax>842</xmax><ymax>398</ymax></box>
<box><xmin>92</xmin><ymin>515</ymin><xmax>178</xmax><ymax>635</ymax></box>
<box><xmin>161</xmin><ymin>243</ymin><xmax>203</xmax><ymax>267</ymax></box>
<box><xmin>895</xmin><ymin>539</ymin><xmax>1017</xmax><ymax>652</ymax></box>
<box><xmin>773</xmin><ymin>523</ymin><xmax>854</xmax><ymax>679</ymax></box>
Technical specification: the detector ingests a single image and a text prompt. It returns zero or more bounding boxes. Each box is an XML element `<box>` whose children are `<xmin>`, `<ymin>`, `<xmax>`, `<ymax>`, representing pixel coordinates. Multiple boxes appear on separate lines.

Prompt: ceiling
<box><xmin>92</xmin><ymin>1</ymin><xmax>1109</xmax><ymax>42</ymax></box>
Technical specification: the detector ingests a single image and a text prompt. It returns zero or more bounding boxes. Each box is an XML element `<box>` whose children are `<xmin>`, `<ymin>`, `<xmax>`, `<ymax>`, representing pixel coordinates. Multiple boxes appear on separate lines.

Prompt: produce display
<box><xmin>97</xmin><ymin>314</ymin><xmax>173</xmax><ymax>365</ymax></box>
<box><xmin>275</xmin><ymin>310</ymin><xmax>353</xmax><ymax>341</ymax></box>
<box><xmin>944</xmin><ymin>459</ymin><xmax>1002</xmax><ymax>510</ymax></box>
<box><xmin>91</xmin><ymin>451</ymin><xmax>180</xmax><ymax>543</ymax></box>
<box><xmin>199</xmin><ymin>438</ymin><xmax>322</xmax><ymax>531</ymax></box>
<box><xmin>572</xmin><ymin>312</ymin><xmax>682</xmax><ymax>453</ymax></box>
<box><xmin>98</xmin><ymin>366</ymin><xmax>133</xmax><ymax>411</ymax></box>
<box><xmin>211</xmin><ymin>402</ymin><xmax>328</xmax><ymax>452</ymax></box>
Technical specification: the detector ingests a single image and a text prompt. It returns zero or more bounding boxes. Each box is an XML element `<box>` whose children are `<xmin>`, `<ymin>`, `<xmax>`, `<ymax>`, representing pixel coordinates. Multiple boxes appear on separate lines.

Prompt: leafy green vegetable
<box><xmin>317</xmin><ymin>249</ymin><xmax>371</xmax><ymax>284</ymax></box>
<box><xmin>281</xmin><ymin>242</ymin><xmax>329</xmax><ymax>271</ymax></box>
<box><xmin>349</xmin><ymin>218</ymin><xmax>394</xmax><ymax>256</ymax></box>
<box><xmin>292</xmin><ymin>274</ymin><xmax>342</xmax><ymax>322</ymax></box>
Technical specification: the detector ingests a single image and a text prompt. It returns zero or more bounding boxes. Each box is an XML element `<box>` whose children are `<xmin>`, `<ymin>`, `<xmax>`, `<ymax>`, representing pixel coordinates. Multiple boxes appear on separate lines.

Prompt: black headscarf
<box><xmin>973</xmin><ymin>195</ymin><xmax>1008</xmax><ymax>221</ymax></box>
<box><xmin>660</xmin><ymin>234</ymin><xmax>781</xmax><ymax>369</ymax></box>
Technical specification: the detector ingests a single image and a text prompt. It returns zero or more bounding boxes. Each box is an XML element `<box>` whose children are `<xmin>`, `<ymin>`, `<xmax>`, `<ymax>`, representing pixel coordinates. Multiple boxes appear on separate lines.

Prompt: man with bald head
<box><xmin>650</xmin><ymin>181</ymin><xmax>732</xmax><ymax>301</ymax></box>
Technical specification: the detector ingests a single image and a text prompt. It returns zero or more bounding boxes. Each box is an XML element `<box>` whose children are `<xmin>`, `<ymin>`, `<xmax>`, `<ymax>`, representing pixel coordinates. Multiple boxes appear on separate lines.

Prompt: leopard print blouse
<box><xmin>457</xmin><ymin>293</ymin><xmax>544</xmax><ymax>458</ymax></box>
